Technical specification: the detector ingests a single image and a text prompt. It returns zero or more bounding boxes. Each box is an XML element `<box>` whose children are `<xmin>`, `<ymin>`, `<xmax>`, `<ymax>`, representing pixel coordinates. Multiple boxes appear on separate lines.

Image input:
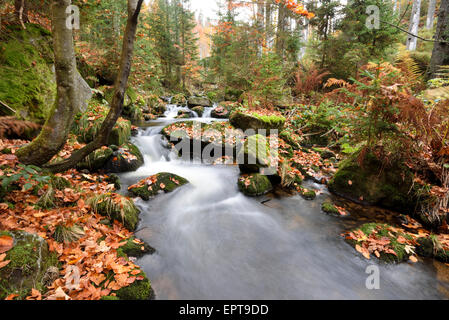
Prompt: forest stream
<box><xmin>117</xmin><ymin>102</ymin><xmax>449</xmax><ymax>300</ymax></box>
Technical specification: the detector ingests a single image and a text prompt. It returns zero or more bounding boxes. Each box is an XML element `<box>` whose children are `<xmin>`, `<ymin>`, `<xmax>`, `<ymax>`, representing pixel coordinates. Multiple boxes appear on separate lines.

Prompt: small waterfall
<box><xmin>164</xmin><ymin>104</ymin><xmax>191</xmax><ymax>119</ymax></box>
<box><xmin>202</xmin><ymin>103</ymin><xmax>218</xmax><ymax>118</ymax></box>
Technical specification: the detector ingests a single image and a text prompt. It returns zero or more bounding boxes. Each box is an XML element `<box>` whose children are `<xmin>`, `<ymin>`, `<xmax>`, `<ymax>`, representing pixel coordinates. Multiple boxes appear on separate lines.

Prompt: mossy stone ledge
<box><xmin>128</xmin><ymin>172</ymin><xmax>189</xmax><ymax>201</ymax></box>
<box><xmin>237</xmin><ymin>134</ymin><xmax>272</xmax><ymax>173</ymax></box>
<box><xmin>0</xmin><ymin>230</ymin><xmax>59</xmax><ymax>300</ymax></box>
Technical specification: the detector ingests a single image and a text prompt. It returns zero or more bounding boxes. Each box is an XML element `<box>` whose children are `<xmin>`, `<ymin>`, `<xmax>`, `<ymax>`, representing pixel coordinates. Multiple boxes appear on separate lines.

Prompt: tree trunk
<box><xmin>426</xmin><ymin>0</ymin><xmax>437</xmax><ymax>29</ymax></box>
<box><xmin>14</xmin><ymin>0</ymin><xmax>29</xmax><ymax>27</ymax></box>
<box><xmin>17</xmin><ymin>0</ymin><xmax>78</xmax><ymax>166</ymax></box>
<box><xmin>265</xmin><ymin>0</ymin><xmax>272</xmax><ymax>48</ymax></box>
<box><xmin>428</xmin><ymin>0</ymin><xmax>449</xmax><ymax>79</ymax></box>
<box><xmin>44</xmin><ymin>0</ymin><xmax>144</xmax><ymax>173</ymax></box>
<box><xmin>275</xmin><ymin>3</ymin><xmax>287</xmax><ymax>56</ymax></box>
<box><xmin>406</xmin><ymin>0</ymin><xmax>422</xmax><ymax>51</ymax></box>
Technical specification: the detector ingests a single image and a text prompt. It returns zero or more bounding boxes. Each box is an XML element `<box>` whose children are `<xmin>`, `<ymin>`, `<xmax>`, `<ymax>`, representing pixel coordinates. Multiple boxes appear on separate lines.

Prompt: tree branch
<box><xmin>380</xmin><ymin>20</ymin><xmax>449</xmax><ymax>44</ymax></box>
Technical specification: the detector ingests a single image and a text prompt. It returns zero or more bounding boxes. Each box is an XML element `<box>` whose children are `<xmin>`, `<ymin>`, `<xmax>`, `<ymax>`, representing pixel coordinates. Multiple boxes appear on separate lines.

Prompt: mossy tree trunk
<box><xmin>44</xmin><ymin>0</ymin><xmax>144</xmax><ymax>173</ymax></box>
<box><xmin>17</xmin><ymin>0</ymin><xmax>78</xmax><ymax>166</ymax></box>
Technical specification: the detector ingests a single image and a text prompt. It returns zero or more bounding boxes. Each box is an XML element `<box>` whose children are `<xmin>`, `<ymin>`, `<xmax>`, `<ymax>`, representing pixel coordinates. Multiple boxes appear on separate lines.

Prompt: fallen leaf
<box><xmin>0</xmin><ymin>235</ymin><xmax>14</xmax><ymax>254</ymax></box>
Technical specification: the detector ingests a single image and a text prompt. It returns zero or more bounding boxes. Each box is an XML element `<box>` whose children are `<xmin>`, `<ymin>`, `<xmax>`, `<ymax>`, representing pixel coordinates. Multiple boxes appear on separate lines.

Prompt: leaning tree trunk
<box><xmin>44</xmin><ymin>0</ymin><xmax>144</xmax><ymax>173</ymax></box>
<box><xmin>406</xmin><ymin>0</ymin><xmax>422</xmax><ymax>51</ymax></box>
<box><xmin>428</xmin><ymin>0</ymin><xmax>449</xmax><ymax>79</ymax></box>
<box><xmin>426</xmin><ymin>0</ymin><xmax>437</xmax><ymax>29</ymax></box>
<box><xmin>17</xmin><ymin>0</ymin><xmax>78</xmax><ymax>166</ymax></box>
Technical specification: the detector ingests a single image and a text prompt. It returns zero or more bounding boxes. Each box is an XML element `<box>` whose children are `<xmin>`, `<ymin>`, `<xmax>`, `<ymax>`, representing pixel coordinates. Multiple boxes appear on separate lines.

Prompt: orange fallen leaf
<box><xmin>409</xmin><ymin>256</ymin><xmax>418</xmax><ymax>263</ymax></box>
<box><xmin>0</xmin><ymin>235</ymin><xmax>14</xmax><ymax>254</ymax></box>
<box><xmin>5</xmin><ymin>293</ymin><xmax>19</xmax><ymax>300</ymax></box>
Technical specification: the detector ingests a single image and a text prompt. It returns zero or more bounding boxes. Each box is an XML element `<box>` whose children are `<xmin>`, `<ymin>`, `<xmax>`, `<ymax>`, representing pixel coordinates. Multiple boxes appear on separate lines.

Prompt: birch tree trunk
<box><xmin>427</xmin><ymin>0</ymin><xmax>449</xmax><ymax>79</ymax></box>
<box><xmin>406</xmin><ymin>0</ymin><xmax>422</xmax><ymax>51</ymax></box>
<box><xmin>426</xmin><ymin>0</ymin><xmax>437</xmax><ymax>29</ymax></box>
<box><xmin>17</xmin><ymin>0</ymin><xmax>78</xmax><ymax>165</ymax></box>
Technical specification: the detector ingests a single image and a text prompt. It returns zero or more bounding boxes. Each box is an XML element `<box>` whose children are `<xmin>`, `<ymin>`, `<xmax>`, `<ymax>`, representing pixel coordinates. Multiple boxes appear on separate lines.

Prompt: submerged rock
<box><xmin>230</xmin><ymin>112</ymin><xmax>285</xmax><ymax>134</ymax></box>
<box><xmin>238</xmin><ymin>173</ymin><xmax>273</xmax><ymax>197</ymax></box>
<box><xmin>0</xmin><ymin>230</ymin><xmax>59</xmax><ymax>299</ymax></box>
<box><xmin>128</xmin><ymin>172</ymin><xmax>189</xmax><ymax>201</ymax></box>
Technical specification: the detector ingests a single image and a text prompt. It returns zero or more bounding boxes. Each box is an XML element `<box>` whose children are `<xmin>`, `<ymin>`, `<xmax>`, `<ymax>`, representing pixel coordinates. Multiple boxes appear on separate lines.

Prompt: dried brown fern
<box><xmin>0</xmin><ymin>116</ymin><xmax>41</xmax><ymax>140</ymax></box>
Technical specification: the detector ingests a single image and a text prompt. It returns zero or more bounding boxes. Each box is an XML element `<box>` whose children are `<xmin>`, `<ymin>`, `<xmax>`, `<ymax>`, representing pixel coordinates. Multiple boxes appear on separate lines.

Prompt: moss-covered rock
<box><xmin>115</xmin><ymin>271</ymin><xmax>154</xmax><ymax>300</ymax></box>
<box><xmin>321</xmin><ymin>201</ymin><xmax>339</xmax><ymax>214</ymax></box>
<box><xmin>238</xmin><ymin>134</ymin><xmax>272</xmax><ymax>173</ymax></box>
<box><xmin>191</xmin><ymin>106</ymin><xmax>204</xmax><ymax>117</ymax></box>
<box><xmin>187</xmin><ymin>96</ymin><xmax>211</xmax><ymax>107</ymax></box>
<box><xmin>104</xmin><ymin>143</ymin><xmax>144</xmax><ymax>173</ymax></box>
<box><xmin>230</xmin><ymin>112</ymin><xmax>285</xmax><ymax>134</ymax></box>
<box><xmin>77</xmin><ymin>146</ymin><xmax>114</xmax><ymax>172</ymax></box>
<box><xmin>346</xmin><ymin>223</ymin><xmax>413</xmax><ymax>263</ymax></box>
<box><xmin>87</xmin><ymin>194</ymin><xmax>140</xmax><ymax>231</ymax></box>
<box><xmin>238</xmin><ymin>174</ymin><xmax>273</xmax><ymax>197</ymax></box>
<box><xmin>172</xmin><ymin>93</ymin><xmax>187</xmax><ymax>105</ymax></box>
<box><xmin>416</xmin><ymin>236</ymin><xmax>449</xmax><ymax>263</ymax></box>
<box><xmin>0</xmin><ymin>24</ymin><xmax>55</xmax><ymax>122</ymax></box>
<box><xmin>280</xmin><ymin>130</ymin><xmax>302</xmax><ymax>150</ymax></box>
<box><xmin>328</xmin><ymin>151</ymin><xmax>417</xmax><ymax>213</ymax></box>
<box><xmin>301</xmin><ymin>189</ymin><xmax>317</xmax><ymax>200</ymax></box>
<box><xmin>128</xmin><ymin>173</ymin><xmax>189</xmax><ymax>201</ymax></box>
<box><xmin>117</xmin><ymin>237</ymin><xmax>155</xmax><ymax>258</ymax></box>
<box><xmin>0</xmin><ymin>230</ymin><xmax>59</xmax><ymax>300</ymax></box>
<box><xmin>100</xmin><ymin>295</ymin><xmax>120</xmax><ymax>300</ymax></box>
<box><xmin>152</xmin><ymin>104</ymin><xmax>167</xmax><ymax>116</ymax></box>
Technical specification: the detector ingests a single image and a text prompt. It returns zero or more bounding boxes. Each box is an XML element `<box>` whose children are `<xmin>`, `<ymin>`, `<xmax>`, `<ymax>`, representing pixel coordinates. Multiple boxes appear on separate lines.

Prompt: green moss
<box><xmin>117</xmin><ymin>237</ymin><xmax>155</xmax><ymax>258</ymax></box>
<box><xmin>115</xmin><ymin>272</ymin><xmax>154</xmax><ymax>300</ymax></box>
<box><xmin>322</xmin><ymin>201</ymin><xmax>339</xmax><ymax>214</ymax></box>
<box><xmin>238</xmin><ymin>174</ymin><xmax>273</xmax><ymax>197</ymax></box>
<box><xmin>0</xmin><ymin>231</ymin><xmax>59</xmax><ymax>299</ymax></box>
<box><xmin>301</xmin><ymin>189</ymin><xmax>317</xmax><ymax>200</ymax></box>
<box><xmin>77</xmin><ymin>147</ymin><xmax>114</xmax><ymax>171</ymax></box>
<box><xmin>104</xmin><ymin>143</ymin><xmax>144</xmax><ymax>173</ymax></box>
<box><xmin>230</xmin><ymin>111</ymin><xmax>285</xmax><ymax>133</ymax></box>
<box><xmin>191</xmin><ymin>106</ymin><xmax>204</xmax><ymax>117</ymax></box>
<box><xmin>87</xmin><ymin>194</ymin><xmax>140</xmax><ymax>231</ymax></box>
<box><xmin>280</xmin><ymin>130</ymin><xmax>301</xmax><ymax>150</ymax></box>
<box><xmin>129</xmin><ymin>173</ymin><xmax>189</xmax><ymax>201</ymax></box>
<box><xmin>328</xmin><ymin>150</ymin><xmax>416</xmax><ymax>212</ymax></box>
<box><xmin>0</xmin><ymin>24</ymin><xmax>55</xmax><ymax>122</ymax></box>
<box><xmin>416</xmin><ymin>236</ymin><xmax>449</xmax><ymax>263</ymax></box>
<box><xmin>100</xmin><ymin>295</ymin><xmax>120</xmax><ymax>300</ymax></box>
<box><xmin>238</xmin><ymin>134</ymin><xmax>272</xmax><ymax>173</ymax></box>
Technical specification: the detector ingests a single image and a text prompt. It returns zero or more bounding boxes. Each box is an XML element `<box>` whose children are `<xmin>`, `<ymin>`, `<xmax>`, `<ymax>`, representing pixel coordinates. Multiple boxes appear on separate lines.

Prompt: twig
<box><xmin>0</xmin><ymin>100</ymin><xmax>16</xmax><ymax>114</ymax></box>
<box><xmin>380</xmin><ymin>20</ymin><xmax>449</xmax><ymax>44</ymax></box>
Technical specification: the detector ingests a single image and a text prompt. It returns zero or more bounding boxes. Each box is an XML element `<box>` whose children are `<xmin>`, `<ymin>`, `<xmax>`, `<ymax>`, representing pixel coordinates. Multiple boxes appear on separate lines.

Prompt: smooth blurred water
<box><xmin>118</xmin><ymin>106</ymin><xmax>449</xmax><ymax>300</ymax></box>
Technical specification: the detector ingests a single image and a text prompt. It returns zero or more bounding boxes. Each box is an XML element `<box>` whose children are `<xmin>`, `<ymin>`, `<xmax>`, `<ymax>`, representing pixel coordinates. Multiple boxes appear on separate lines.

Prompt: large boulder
<box><xmin>237</xmin><ymin>134</ymin><xmax>272</xmax><ymax>173</ymax></box>
<box><xmin>328</xmin><ymin>151</ymin><xmax>417</xmax><ymax>212</ymax></box>
<box><xmin>188</xmin><ymin>96</ymin><xmax>211</xmax><ymax>108</ymax></box>
<box><xmin>128</xmin><ymin>173</ymin><xmax>189</xmax><ymax>201</ymax></box>
<box><xmin>238</xmin><ymin>173</ymin><xmax>273</xmax><ymax>197</ymax></box>
<box><xmin>230</xmin><ymin>112</ymin><xmax>285</xmax><ymax>134</ymax></box>
<box><xmin>0</xmin><ymin>230</ymin><xmax>59</xmax><ymax>299</ymax></box>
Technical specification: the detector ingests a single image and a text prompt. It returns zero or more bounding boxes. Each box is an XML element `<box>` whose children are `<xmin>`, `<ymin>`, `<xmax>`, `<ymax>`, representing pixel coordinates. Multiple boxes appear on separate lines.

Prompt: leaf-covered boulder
<box><xmin>344</xmin><ymin>223</ymin><xmax>415</xmax><ymax>263</ymax></box>
<box><xmin>237</xmin><ymin>134</ymin><xmax>272</xmax><ymax>173</ymax></box>
<box><xmin>187</xmin><ymin>96</ymin><xmax>211</xmax><ymax>108</ymax></box>
<box><xmin>0</xmin><ymin>230</ymin><xmax>59</xmax><ymax>300</ymax></box>
<box><xmin>238</xmin><ymin>173</ymin><xmax>273</xmax><ymax>197</ymax></box>
<box><xmin>128</xmin><ymin>172</ymin><xmax>189</xmax><ymax>201</ymax></box>
<box><xmin>104</xmin><ymin>143</ymin><xmax>144</xmax><ymax>173</ymax></box>
<box><xmin>87</xmin><ymin>194</ymin><xmax>140</xmax><ymax>231</ymax></box>
<box><xmin>230</xmin><ymin>112</ymin><xmax>285</xmax><ymax>134</ymax></box>
<box><xmin>328</xmin><ymin>151</ymin><xmax>418</xmax><ymax>213</ymax></box>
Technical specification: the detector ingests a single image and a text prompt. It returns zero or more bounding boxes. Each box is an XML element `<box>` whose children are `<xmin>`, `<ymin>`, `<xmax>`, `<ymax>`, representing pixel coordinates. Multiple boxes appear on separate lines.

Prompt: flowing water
<box><xmin>119</xmin><ymin>104</ymin><xmax>449</xmax><ymax>300</ymax></box>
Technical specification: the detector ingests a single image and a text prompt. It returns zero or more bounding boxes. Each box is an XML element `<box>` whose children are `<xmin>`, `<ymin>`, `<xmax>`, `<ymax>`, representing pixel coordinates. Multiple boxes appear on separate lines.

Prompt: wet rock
<box><xmin>321</xmin><ymin>201</ymin><xmax>339</xmax><ymax>215</ymax></box>
<box><xmin>416</xmin><ymin>236</ymin><xmax>449</xmax><ymax>263</ymax></box>
<box><xmin>238</xmin><ymin>173</ymin><xmax>273</xmax><ymax>197</ymax></box>
<box><xmin>191</xmin><ymin>106</ymin><xmax>204</xmax><ymax>117</ymax></box>
<box><xmin>300</xmin><ymin>189</ymin><xmax>316</xmax><ymax>200</ymax></box>
<box><xmin>128</xmin><ymin>172</ymin><xmax>189</xmax><ymax>201</ymax></box>
<box><xmin>104</xmin><ymin>143</ymin><xmax>144</xmax><ymax>173</ymax></box>
<box><xmin>117</xmin><ymin>236</ymin><xmax>155</xmax><ymax>258</ymax></box>
<box><xmin>0</xmin><ymin>230</ymin><xmax>59</xmax><ymax>300</ymax></box>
